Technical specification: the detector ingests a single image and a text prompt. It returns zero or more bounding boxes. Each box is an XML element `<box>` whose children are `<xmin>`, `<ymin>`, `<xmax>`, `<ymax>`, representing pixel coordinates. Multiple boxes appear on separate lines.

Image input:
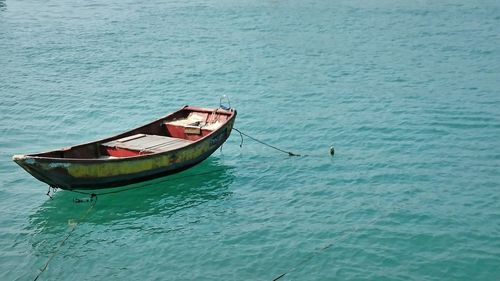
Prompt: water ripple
<box><xmin>1</xmin><ymin>0</ymin><xmax>500</xmax><ymax>280</ymax></box>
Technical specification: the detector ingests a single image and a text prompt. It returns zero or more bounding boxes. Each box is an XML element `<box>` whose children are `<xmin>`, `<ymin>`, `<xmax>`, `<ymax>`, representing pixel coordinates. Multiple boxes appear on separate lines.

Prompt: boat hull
<box><xmin>13</xmin><ymin>107</ymin><xmax>236</xmax><ymax>190</ymax></box>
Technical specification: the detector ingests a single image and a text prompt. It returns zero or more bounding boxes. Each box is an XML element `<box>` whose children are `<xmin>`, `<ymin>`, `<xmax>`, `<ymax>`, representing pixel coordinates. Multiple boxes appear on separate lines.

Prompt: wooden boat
<box><xmin>12</xmin><ymin>105</ymin><xmax>237</xmax><ymax>190</ymax></box>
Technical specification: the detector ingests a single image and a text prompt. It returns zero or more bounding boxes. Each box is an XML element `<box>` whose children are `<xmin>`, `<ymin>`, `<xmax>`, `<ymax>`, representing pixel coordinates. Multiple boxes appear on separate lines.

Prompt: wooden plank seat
<box><xmin>102</xmin><ymin>134</ymin><xmax>193</xmax><ymax>157</ymax></box>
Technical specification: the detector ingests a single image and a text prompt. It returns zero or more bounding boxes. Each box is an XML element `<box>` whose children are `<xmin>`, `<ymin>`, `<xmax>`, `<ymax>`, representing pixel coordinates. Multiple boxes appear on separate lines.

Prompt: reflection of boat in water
<box><xmin>27</xmin><ymin>159</ymin><xmax>234</xmax><ymax>237</ymax></box>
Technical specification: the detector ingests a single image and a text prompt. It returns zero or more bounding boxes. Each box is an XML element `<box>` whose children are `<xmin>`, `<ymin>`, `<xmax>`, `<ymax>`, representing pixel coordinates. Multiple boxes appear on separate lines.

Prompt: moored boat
<box><xmin>12</xmin><ymin>105</ymin><xmax>236</xmax><ymax>190</ymax></box>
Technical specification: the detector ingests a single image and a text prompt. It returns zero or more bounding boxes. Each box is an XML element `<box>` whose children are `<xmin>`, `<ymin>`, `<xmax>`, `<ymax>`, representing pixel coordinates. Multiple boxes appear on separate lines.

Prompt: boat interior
<box><xmin>33</xmin><ymin>107</ymin><xmax>233</xmax><ymax>159</ymax></box>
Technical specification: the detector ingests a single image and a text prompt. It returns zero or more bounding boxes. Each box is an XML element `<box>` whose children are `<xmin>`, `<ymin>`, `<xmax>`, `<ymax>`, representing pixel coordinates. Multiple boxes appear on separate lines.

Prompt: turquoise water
<box><xmin>1</xmin><ymin>0</ymin><xmax>500</xmax><ymax>280</ymax></box>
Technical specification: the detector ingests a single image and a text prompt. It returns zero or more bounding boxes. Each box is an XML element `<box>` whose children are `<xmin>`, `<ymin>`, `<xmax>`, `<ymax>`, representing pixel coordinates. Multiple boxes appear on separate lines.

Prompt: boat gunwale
<box><xmin>15</xmin><ymin>106</ymin><xmax>237</xmax><ymax>164</ymax></box>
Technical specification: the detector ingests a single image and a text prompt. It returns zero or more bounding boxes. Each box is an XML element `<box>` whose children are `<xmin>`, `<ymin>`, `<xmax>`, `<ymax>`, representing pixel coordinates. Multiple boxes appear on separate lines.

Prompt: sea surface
<box><xmin>1</xmin><ymin>0</ymin><xmax>499</xmax><ymax>280</ymax></box>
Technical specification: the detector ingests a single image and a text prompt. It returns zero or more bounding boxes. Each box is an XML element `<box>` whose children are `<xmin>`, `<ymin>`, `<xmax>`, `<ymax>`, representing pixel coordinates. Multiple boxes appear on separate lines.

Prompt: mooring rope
<box><xmin>35</xmin><ymin>168</ymin><xmax>228</xmax><ymax>280</ymax></box>
<box><xmin>34</xmin><ymin>128</ymin><xmax>333</xmax><ymax>280</ymax></box>
<box><xmin>271</xmin><ymin>210</ymin><xmax>388</xmax><ymax>280</ymax></box>
<box><xmin>233</xmin><ymin>128</ymin><xmax>302</xmax><ymax>157</ymax></box>
<box><xmin>33</xmin><ymin>197</ymin><xmax>97</xmax><ymax>281</ymax></box>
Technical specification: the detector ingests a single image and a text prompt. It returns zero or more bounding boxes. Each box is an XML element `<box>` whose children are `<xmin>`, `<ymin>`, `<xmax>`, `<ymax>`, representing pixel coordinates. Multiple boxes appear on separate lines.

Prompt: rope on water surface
<box><xmin>270</xmin><ymin>213</ymin><xmax>385</xmax><ymax>281</ymax></box>
<box><xmin>233</xmin><ymin>128</ymin><xmax>335</xmax><ymax>157</ymax></box>
<box><xmin>34</xmin><ymin>168</ymin><xmax>229</xmax><ymax>280</ymax></box>
<box><xmin>33</xmin><ymin>196</ymin><xmax>97</xmax><ymax>281</ymax></box>
<box><xmin>233</xmin><ymin>128</ymin><xmax>302</xmax><ymax>157</ymax></box>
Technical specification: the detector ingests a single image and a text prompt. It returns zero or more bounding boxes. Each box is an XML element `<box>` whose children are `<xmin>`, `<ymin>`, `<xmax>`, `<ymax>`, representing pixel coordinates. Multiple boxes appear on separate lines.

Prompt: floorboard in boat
<box><xmin>102</xmin><ymin>134</ymin><xmax>193</xmax><ymax>153</ymax></box>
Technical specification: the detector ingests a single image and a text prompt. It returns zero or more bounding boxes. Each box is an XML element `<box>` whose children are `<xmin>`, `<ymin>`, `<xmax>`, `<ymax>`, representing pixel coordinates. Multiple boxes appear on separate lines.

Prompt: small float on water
<box><xmin>12</xmin><ymin>105</ymin><xmax>236</xmax><ymax>190</ymax></box>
